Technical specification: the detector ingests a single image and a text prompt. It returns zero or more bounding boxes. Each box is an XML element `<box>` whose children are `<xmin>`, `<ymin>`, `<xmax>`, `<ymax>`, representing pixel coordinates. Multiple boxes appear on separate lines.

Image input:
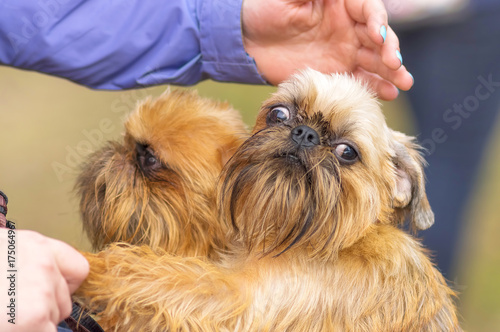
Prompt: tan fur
<box><xmin>76</xmin><ymin>89</ymin><xmax>247</xmax><ymax>256</ymax></box>
<box><xmin>75</xmin><ymin>70</ymin><xmax>462</xmax><ymax>331</ymax></box>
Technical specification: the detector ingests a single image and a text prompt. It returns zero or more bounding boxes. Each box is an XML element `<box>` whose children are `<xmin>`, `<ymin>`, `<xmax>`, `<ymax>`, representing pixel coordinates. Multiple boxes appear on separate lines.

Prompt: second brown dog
<box><xmin>77</xmin><ymin>89</ymin><xmax>247</xmax><ymax>257</ymax></box>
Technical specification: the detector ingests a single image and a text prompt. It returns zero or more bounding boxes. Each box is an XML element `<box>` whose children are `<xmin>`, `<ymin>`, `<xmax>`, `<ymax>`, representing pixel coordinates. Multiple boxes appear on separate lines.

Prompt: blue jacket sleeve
<box><xmin>0</xmin><ymin>0</ymin><xmax>266</xmax><ymax>89</ymax></box>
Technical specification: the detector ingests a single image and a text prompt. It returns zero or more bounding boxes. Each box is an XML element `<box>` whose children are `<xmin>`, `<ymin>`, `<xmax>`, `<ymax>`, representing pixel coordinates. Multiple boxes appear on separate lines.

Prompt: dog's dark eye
<box><xmin>267</xmin><ymin>106</ymin><xmax>290</xmax><ymax>124</ymax></box>
<box><xmin>334</xmin><ymin>143</ymin><xmax>358</xmax><ymax>164</ymax></box>
<box><xmin>136</xmin><ymin>143</ymin><xmax>162</xmax><ymax>171</ymax></box>
<box><xmin>145</xmin><ymin>154</ymin><xmax>158</xmax><ymax>167</ymax></box>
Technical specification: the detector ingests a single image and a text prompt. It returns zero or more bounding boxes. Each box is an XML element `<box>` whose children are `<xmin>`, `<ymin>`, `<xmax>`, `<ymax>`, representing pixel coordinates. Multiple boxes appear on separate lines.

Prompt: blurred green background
<box><xmin>1</xmin><ymin>66</ymin><xmax>499</xmax><ymax>331</ymax></box>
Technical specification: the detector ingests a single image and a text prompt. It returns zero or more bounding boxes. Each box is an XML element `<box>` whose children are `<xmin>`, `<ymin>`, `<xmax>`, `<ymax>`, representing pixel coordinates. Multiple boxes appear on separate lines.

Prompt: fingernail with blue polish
<box><xmin>409</xmin><ymin>72</ymin><xmax>414</xmax><ymax>83</ymax></box>
<box><xmin>396</xmin><ymin>50</ymin><xmax>403</xmax><ymax>65</ymax></box>
<box><xmin>380</xmin><ymin>25</ymin><xmax>387</xmax><ymax>43</ymax></box>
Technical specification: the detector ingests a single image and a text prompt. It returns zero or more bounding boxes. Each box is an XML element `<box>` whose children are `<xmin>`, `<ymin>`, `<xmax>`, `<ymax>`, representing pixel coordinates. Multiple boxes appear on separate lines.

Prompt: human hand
<box><xmin>0</xmin><ymin>230</ymin><xmax>89</xmax><ymax>332</ymax></box>
<box><xmin>242</xmin><ymin>0</ymin><xmax>412</xmax><ymax>100</ymax></box>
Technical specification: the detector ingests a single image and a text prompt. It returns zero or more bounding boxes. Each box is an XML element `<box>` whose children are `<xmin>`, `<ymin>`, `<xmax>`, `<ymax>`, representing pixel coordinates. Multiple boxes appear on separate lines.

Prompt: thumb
<box><xmin>48</xmin><ymin>239</ymin><xmax>90</xmax><ymax>293</ymax></box>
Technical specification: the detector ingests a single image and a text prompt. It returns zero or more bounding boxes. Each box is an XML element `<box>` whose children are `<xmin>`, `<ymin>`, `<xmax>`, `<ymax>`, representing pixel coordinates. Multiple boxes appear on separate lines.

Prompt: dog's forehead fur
<box><xmin>256</xmin><ymin>70</ymin><xmax>394</xmax><ymax>165</ymax></box>
<box><xmin>124</xmin><ymin>89</ymin><xmax>246</xmax><ymax>172</ymax></box>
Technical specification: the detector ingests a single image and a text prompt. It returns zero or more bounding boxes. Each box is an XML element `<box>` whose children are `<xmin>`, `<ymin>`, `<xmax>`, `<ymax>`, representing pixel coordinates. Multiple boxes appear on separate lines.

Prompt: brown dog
<box><xmin>76</xmin><ymin>89</ymin><xmax>247</xmax><ymax>257</ymax></box>
<box><xmin>76</xmin><ymin>70</ymin><xmax>461</xmax><ymax>331</ymax></box>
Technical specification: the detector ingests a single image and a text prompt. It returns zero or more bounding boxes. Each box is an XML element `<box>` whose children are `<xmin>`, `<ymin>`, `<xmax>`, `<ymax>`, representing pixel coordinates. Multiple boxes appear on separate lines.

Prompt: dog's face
<box><xmin>219</xmin><ymin>70</ymin><xmax>434</xmax><ymax>258</ymax></box>
<box><xmin>77</xmin><ymin>89</ymin><xmax>247</xmax><ymax>256</ymax></box>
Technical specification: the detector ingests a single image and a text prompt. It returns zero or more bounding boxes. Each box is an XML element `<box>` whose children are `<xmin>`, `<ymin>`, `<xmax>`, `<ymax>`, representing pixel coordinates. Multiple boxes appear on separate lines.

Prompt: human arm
<box><xmin>0</xmin><ymin>0</ymin><xmax>410</xmax><ymax>100</ymax></box>
<box><xmin>0</xmin><ymin>0</ymin><xmax>265</xmax><ymax>89</ymax></box>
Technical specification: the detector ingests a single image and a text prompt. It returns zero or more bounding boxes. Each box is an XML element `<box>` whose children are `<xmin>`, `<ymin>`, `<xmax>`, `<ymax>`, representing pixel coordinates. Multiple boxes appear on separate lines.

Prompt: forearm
<box><xmin>0</xmin><ymin>0</ymin><xmax>265</xmax><ymax>89</ymax></box>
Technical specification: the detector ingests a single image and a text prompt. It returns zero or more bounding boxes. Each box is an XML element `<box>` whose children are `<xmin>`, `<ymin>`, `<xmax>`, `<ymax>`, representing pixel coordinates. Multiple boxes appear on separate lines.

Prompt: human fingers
<box><xmin>4</xmin><ymin>230</ymin><xmax>75</xmax><ymax>331</ymax></box>
<box><xmin>54</xmin><ymin>272</ymin><xmax>73</xmax><ymax>321</ymax></box>
<box><xmin>355</xmin><ymin>23</ymin><xmax>380</xmax><ymax>50</ymax></box>
<box><xmin>380</xmin><ymin>25</ymin><xmax>406</xmax><ymax>70</ymax></box>
<box><xmin>24</xmin><ymin>301</ymin><xmax>60</xmax><ymax>332</ymax></box>
<box><xmin>356</xmin><ymin>47</ymin><xmax>413</xmax><ymax>91</ymax></box>
<box><xmin>355</xmin><ymin>22</ymin><xmax>404</xmax><ymax>72</ymax></box>
<box><xmin>47</xmin><ymin>238</ymin><xmax>89</xmax><ymax>294</ymax></box>
<box><xmin>19</xmin><ymin>232</ymin><xmax>72</xmax><ymax>323</ymax></box>
<box><xmin>353</xmin><ymin>67</ymin><xmax>399</xmax><ymax>101</ymax></box>
<box><xmin>345</xmin><ymin>0</ymin><xmax>388</xmax><ymax>45</ymax></box>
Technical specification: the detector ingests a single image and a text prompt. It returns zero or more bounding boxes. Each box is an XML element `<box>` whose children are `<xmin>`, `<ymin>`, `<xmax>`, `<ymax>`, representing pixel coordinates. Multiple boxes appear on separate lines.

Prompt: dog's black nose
<box><xmin>290</xmin><ymin>125</ymin><xmax>320</xmax><ymax>148</ymax></box>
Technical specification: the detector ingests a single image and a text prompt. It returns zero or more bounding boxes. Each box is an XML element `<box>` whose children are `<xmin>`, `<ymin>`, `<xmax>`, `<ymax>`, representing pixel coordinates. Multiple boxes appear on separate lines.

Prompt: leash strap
<box><xmin>0</xmin><ymin>191</ymin><xmax>15</xmax><ymax>229</ymax></box>
<box><xmin>0</xmin><ymin>190</ymin><xmax>8</xmax><ymax>228</ymax></box>
<box><xmin>65</xmin><ymin>302</ymin><xmax>105</xmax><ymax>332</ymax></box>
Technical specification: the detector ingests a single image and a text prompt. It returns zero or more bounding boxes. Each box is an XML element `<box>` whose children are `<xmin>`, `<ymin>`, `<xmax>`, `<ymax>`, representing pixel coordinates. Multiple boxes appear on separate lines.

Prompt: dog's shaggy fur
<box><xmin>75</xmin><ymin>70</ymin><xmax>462</xmax><ymax>331</ymax></box>
<box><xmin>76</xmin><ymin>89</ymin><xmax>247</xmax><ymax>256</ymax></box>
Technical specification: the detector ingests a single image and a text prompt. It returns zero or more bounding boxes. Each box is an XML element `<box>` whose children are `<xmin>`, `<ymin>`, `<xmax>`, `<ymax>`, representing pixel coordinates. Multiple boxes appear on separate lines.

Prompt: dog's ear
<box><xmin>391</xmin><ymin>131</ymin><xmax>434</xmax><ymax>230</ymax></box>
